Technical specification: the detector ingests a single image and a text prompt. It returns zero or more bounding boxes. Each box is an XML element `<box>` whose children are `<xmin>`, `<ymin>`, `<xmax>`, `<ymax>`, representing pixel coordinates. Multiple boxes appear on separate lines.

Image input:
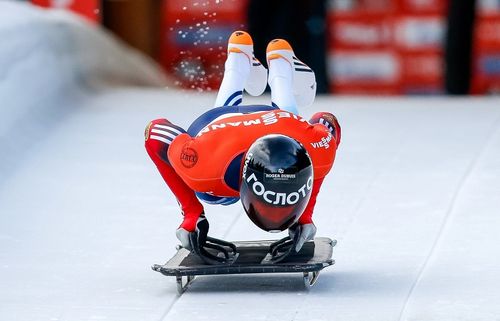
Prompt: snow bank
<box><xmin>0</xmin><ymin>1</ymin><xmax>166</xmax><ymax>180</ymax></box>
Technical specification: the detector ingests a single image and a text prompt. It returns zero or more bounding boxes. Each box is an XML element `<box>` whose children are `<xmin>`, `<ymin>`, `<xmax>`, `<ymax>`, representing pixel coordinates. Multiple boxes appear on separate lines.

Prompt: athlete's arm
<box><xmin>298</xmin><ymin>177</ymin><xmax>324</xmax><ymax>224</ymax></box>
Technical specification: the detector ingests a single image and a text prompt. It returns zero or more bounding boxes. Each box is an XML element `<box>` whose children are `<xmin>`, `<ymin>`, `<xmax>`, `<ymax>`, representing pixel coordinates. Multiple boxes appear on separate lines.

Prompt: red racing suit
<box><xmin>169</xmin><ymin>110</ymin><xmax>337</xmax><ymax>196</ymax></box>
<box><xmin>145</xmin><ymin>106</ymin><xmax>340</xmax><ymax>232</ymax></box>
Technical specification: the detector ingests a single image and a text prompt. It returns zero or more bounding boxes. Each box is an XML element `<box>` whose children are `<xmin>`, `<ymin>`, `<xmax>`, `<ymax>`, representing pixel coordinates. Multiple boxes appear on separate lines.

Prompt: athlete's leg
<box><xmin>144</xmin><ymin>119</ymin><xmax>204</xmax><ymax>231</ymax></box>
<box><xmin>214</xmin><ymin>31</ymin><xmax>267</xmax><ymax>108</ymax></box>
<box><xmin>266</xmin><ymin>39</ymin><xmax>317</xmax><ymax>115</ymax></box>
<box><xmin>213</xmin><ymin>52</ymin><xmax>248</xmax><ymax>107</ymax></box>
<box><xmin>268</xmin><ymin>57</ymin><xmax>298</xmax><ymax>114</ymax></box>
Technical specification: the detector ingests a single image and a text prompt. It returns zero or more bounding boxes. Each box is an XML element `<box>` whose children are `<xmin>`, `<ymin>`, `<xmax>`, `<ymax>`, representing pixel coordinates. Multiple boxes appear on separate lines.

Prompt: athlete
<box><xmin>145</xmin><ymin>31</ymin><xmax>341</xmax><ymax>259</ymax></box>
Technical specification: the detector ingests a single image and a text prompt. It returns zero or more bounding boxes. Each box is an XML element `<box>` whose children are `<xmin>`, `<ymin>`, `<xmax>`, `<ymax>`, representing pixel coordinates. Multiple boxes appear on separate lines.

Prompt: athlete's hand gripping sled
<box><xmin>182</xmin><ymin>217</ymin><xmax>239</xmax><ymax>265</ymax></box>
<box><xmin>180</xmin><ymin>219</ymin><xmax>315</xmax><ymax>265</ymax></box>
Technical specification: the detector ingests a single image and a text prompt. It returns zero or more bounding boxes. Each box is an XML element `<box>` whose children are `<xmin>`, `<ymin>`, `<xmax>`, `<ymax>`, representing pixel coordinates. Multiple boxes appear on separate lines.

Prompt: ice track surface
<box><xmin>1</xmin><ymin>88</ymin><xmax>500</xmax><ymax>320</ymax></box>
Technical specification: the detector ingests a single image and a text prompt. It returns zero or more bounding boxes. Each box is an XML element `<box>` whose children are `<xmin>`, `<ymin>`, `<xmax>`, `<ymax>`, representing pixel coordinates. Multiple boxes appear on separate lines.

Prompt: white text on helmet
<box><xmin>246</xmin><ymin>173</ymin><xmax>313</xmax><ymax>205</ymax></box>
<box><xmin>242</xmin><ymin>152</ymin><xmax>253</xmax><ymax>179</ymax></box>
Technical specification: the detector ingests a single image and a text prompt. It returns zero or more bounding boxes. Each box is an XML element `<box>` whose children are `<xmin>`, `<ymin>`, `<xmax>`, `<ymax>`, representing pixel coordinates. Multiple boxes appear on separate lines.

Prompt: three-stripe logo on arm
<box><xmin>149</xmin><ymin>124</ymin><xmax>184</xmax><ymax>144</ymax></box>
<box><xmin>319</xmin><ymin>118</ymin><xmax>335</xmax><ymax>135</ymax></box>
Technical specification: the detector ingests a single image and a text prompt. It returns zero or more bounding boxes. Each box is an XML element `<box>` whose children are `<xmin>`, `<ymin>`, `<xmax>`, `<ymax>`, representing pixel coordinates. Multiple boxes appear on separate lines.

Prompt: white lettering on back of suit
<box><xmin>197</xmin><ymin>111</ymin><xmax>308</xmax><ymax>136</ymax></box>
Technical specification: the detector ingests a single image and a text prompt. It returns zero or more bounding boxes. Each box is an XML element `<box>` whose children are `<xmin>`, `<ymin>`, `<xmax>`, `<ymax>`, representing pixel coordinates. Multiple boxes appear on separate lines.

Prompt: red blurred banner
<box><xmin>328</xmin><ymin>0</ymin><xmax>448</xmax><ymax>95</ymax></box>
<box><xmin>31</xmin><ymin>0</ymin><xmax>100</xmax><ymax>22</ymax></box>
<box><xmin>471</xmin><ymin>1</ymin><xmax>500</xmax><ymax>94</ymax></box>
<box><xmin>160</xmin><ymin>0</ymin><xmax>248</xmax><ymax>91</ymax></box>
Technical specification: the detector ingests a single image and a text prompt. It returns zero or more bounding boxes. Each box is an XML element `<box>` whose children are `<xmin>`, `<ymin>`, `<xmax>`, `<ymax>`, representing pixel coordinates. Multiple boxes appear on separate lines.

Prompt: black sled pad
<box><xmin>152</xmin><ymin>237</ymin><xmax>336</xmax><ymax>293</ymax></box>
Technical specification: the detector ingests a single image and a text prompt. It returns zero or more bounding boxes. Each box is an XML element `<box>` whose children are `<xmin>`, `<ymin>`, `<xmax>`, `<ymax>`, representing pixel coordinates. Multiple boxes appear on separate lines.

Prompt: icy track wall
<box><xmin>0</xmin><ymin>2</ymin><xmax>166</xmax><ymax>181</ymax></box>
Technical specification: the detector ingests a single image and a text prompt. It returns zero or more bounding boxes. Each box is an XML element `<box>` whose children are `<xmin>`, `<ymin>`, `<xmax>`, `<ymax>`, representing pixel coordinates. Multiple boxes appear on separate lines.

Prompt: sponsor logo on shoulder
<box><xmin>180</xmin><ymin>147</ymin><xmax>198</xmax><ymax>168</ymax></box>
<box><xmin>311</xmin><ymin>133</ymin><xmax>333</xmax><ymax>149</ymax></box>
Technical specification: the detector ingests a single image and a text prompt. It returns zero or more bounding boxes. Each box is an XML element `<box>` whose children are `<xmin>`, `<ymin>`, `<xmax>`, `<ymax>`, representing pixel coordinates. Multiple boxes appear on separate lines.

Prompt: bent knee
<box><xmin>144</xmin><ymin>118</ymin><xmax>186</xmax><ymax>163</ymax></box>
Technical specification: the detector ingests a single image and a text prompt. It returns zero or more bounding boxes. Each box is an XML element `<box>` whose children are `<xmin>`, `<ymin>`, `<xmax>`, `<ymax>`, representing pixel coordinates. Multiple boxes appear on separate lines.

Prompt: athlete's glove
<box><xmin>288</xmin><ymin>222</ymin><xmax>317</xmax><ymax>253</ymax></box>
<box><xmin>176</xmin><ymin>216</ymin><xmax>209</xmax><ymax>252</ymax></box>
<box><xmin>176</xmin><ymin>216</ymin><xmax>237</xmax><ymax>264</ymax></box>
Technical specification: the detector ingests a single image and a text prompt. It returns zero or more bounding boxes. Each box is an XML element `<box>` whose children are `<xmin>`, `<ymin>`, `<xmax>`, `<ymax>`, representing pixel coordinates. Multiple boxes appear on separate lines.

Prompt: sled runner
<box><xmin>152</xmin><ymin>237</ymin><xmax>336</xmax><ymax>294</ymax></box>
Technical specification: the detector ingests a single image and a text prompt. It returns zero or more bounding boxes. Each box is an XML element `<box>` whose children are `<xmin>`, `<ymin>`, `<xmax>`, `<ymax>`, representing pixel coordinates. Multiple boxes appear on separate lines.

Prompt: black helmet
<box><xmin>240</xmin><ymin>134</ymin><xmax>314</xmax><ymax>232</ymax></box>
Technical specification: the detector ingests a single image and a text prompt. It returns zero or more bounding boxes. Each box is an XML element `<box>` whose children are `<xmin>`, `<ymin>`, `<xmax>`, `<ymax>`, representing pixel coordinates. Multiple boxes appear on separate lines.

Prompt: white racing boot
<box><xmin>266</xmin><ymin>39</ymin><xmax>317</xmax><ymax>108</ymax></box>
<box><xmin>227</xmin><ymin>30</ymin><xmax>267</xmax><ymax>96</ymax></box>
